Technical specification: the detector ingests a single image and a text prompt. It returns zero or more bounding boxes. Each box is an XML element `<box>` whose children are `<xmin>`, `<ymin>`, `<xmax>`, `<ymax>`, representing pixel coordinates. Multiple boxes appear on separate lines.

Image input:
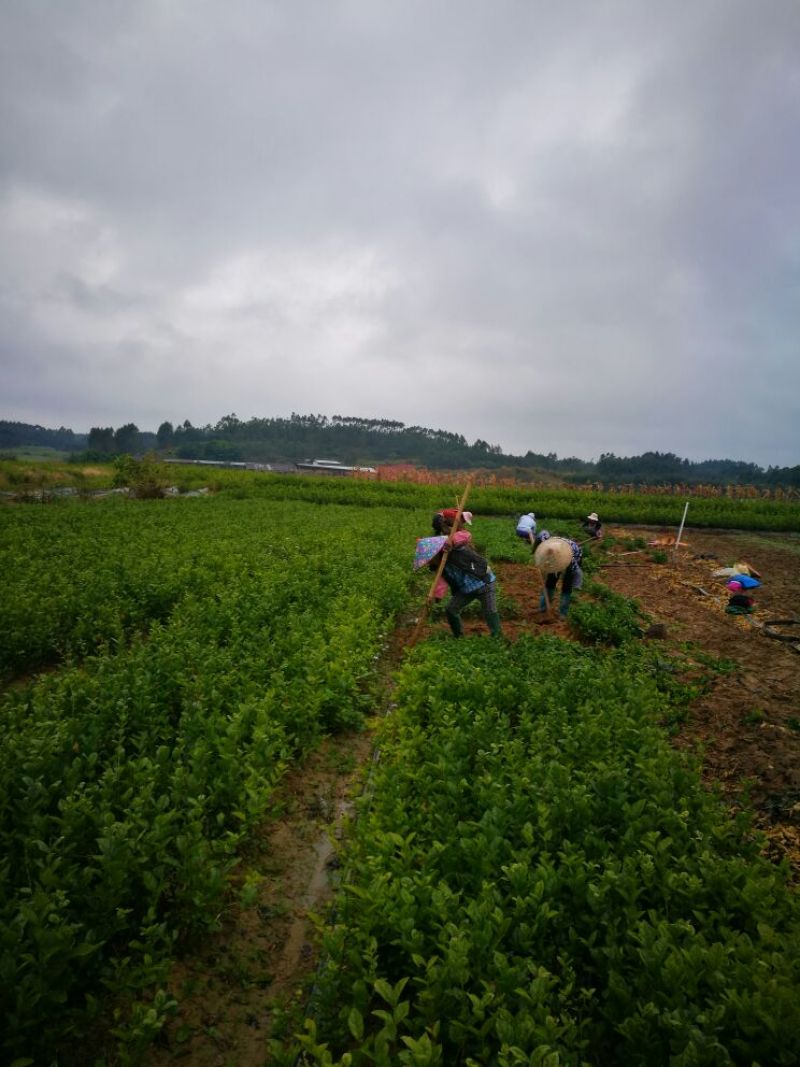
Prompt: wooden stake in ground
<box><xmin>408</xmin><ymin>477</ymin><xmax>473</xmax><ymax>647</ymax></box>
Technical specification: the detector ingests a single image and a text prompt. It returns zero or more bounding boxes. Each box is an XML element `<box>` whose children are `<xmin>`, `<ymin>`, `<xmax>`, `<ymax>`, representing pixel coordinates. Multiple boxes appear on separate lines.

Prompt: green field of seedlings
<box><xmin>0</xmin><ymin>496</ymin><xmax>417</xmax><ymax>1062</ymax></box>
<box><xmin>2</xmin><ymin>487</ymin><xmax>799</xmax><ymax>1065</ymax></box>
<box><xmin>214</xmin><ymin>473</ymin><xmax>800</xmax><ymax>531</ymax></box>
<box><xmin>297</xmin><ymin>638</ymin><xmax>800</xmax><ymax>1066</ymax></box>
<box><xmin>2</xmin><ymin>458</ymin><xmax>799</xmax><ymax>530</ymax></box>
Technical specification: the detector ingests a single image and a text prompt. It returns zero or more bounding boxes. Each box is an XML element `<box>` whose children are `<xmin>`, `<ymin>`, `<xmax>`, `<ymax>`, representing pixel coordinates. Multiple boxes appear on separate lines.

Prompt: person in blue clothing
<box><xmin>534</xmin><ymin>531</ymin><xmax>583</xmax><ymax>618</ymax></box>
<box><xmin>429</xmin><ymin>541</ymin><xmax>502</xmax><ymax>637</ymax></box>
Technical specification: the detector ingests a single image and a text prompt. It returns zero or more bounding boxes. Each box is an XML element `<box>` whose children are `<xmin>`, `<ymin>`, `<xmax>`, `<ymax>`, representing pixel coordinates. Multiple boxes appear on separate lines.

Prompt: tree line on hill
<box><xmin>1</xmin><ymin>414</ymin><xmax>798</xmax><ymax>487</ymax></box>
<box><xmin>0</xmin><ymin>421</ymin><xmax>89</xmax><ymax>452</ymax></box>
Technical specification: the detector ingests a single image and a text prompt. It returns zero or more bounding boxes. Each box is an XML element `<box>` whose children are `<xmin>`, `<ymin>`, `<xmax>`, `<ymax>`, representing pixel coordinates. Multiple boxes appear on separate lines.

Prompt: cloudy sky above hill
<box><xmin>1</xmin><ymin>1</ymin><xmax>798</xmax><ymax>465</ymax></box>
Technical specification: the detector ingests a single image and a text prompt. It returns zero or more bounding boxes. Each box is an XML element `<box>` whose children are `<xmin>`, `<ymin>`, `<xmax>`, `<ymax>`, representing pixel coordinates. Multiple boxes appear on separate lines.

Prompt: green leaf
<box><xmin>348</xmin><ymin>1006</ymin><xmax>364</xmax><ymax>1041</ymax></box>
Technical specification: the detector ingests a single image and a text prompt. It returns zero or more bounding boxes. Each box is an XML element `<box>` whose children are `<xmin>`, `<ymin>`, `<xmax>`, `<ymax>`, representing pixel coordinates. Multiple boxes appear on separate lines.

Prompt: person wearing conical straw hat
<box><xmin>533</xmin><ymin>531</ymin><xmax>584</xmax><ymax>618</ymax></box>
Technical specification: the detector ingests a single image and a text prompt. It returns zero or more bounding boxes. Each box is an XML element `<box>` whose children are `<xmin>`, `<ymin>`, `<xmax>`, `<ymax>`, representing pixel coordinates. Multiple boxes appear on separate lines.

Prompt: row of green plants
<box><xmin>4</xmin><ymin>459</ymin><xmax>799</xmax><ymax>528</ymax></box>
<box><xmin>221</xmin><ymin>473</ymin><xmax>800</xmax><ymax>530</ymax></box>
<box><xmin>283</xmin><ymin>636</ymin><xmax>800</xmax><ymax>1065</ymax></box>
<box><xmin>0</xmin><ymin>499</ymin><xmax>597</xmax><ymax>682</ymax></box>
<box><xmin>0</xmin><ymin>491</ymin><xmax>419</xmax><ymax>680</ymax></box>
<box><xmin>1</xmin><ymin>496</ymin><xmax>228</xmax><ymax>678</ymax></box>
<box><xmin>570</xmin><ymin>582</ymin><xmax>647</xmax><ymax>647</ymax></box>
<box><xmin>0</xmin><ymin>498</ymin><xmax>420</xmax><ymax>1064</ymax></box>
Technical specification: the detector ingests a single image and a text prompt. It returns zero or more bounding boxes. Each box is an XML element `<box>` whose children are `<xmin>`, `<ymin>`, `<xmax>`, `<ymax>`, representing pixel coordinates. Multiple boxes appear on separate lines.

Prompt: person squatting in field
<box><xmin>725</xmin><ymin>572</ymin><xmax>761</xmax><ymax>615</ymax></box>
<box><xmin>515</xmin><ymin>511</ymin><xmax>537</xmax><ymax>546</ymax></box>
<box><xmin>535</xmin><ymin>531</ymin><xmax>584</xmax><ymax>618</ymax></box>
<box><xmin>429</xmin><ymin>540</ymin><xmax>503</xmax><ymax>638</ymax></box>
<box><xmin>582</xmin><ymin>511</ymin><xmax>603</xmax><ymax>539</ymax></box>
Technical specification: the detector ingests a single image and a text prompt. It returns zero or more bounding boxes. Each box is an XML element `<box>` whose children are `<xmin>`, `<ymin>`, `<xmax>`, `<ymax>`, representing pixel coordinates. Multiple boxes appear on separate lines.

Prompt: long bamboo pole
<box><xmin>408</xmin><ymin>476</ymin><xmax>474</xmax><ymax>647</ymax></box>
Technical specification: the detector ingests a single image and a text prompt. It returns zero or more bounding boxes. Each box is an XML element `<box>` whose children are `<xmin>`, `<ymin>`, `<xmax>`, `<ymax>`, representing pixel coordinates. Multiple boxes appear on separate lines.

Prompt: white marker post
<box><xmin>673</xmin><ymin>501</ymin><xmax>689</xmax><ymax>564</ymax></box>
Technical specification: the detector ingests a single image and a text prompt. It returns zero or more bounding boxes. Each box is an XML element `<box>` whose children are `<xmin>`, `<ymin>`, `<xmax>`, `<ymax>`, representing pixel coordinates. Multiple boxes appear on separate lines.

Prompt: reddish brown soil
<box><xmin>596</xmin><ymin>527</ymin><xmax>800</xmax><ymax>871</ymax></box>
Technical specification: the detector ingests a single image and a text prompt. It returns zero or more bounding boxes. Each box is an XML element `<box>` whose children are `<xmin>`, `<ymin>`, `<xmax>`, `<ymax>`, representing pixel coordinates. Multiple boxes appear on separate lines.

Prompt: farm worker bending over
<box><xmin>534</xmin><ymin>531</ymin><xmax>583</xmax><ymax>618</ymax></box>
<box><xmin>515</xmin><ymin>512</ymin><xmax>537</xmax><ymax>546</ymax></box>
<box><xmin>432</xmin><ymin>507</ymin><xmax>473</xmax><ymax>535</ymax></box>
<box><xmin>725</xmin><ymin>581</ymin><xmax>756</xmax><ymax>615</ymax></box>
<box><xmin>430</xmin><ymin>528</ymin><xmax>472</xmax><ymax>600</ymax></box>
<box><xmin>582</xmin><ymin>512</ymin><xmax>603</xmax><ymax>539</ymax></box>
<box><xmin>430</xmin><ymin>540</ymin><xmax>502</xmax><ymax>638</ymax></box>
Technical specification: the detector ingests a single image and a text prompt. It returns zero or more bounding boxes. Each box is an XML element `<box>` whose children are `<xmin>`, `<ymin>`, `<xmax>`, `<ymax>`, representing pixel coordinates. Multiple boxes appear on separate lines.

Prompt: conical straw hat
<box><xmin>533</xmin><ymin>536</ymin><xmax>572</xmax><ymax>574</ymax></box>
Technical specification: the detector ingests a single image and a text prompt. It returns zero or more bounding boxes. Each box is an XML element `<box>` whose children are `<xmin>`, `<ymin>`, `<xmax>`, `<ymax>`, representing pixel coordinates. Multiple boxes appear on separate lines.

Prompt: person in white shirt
<box><xmin>515</xmin><ymin>512</ymin><xmax>537</xmax><ymax>547</ymax></box>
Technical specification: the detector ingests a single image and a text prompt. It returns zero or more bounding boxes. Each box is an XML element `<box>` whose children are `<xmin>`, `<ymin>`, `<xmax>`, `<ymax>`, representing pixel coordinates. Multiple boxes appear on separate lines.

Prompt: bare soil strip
<box><xmin>147</xmin><ymin>729</ymin><xmax>375</xmax><ymax>1066</ymax></box>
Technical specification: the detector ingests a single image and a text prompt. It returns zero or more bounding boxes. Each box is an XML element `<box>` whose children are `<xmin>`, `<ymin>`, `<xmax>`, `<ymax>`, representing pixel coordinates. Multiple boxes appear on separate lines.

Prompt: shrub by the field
<box><xmin>569</xmin><ymin>583</ymin><xmax>645</xmax><ymax>646</ymax></box>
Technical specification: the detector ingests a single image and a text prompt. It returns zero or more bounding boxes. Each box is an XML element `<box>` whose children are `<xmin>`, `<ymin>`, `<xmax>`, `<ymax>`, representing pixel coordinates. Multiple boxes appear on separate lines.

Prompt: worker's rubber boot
<box><xmin>446</xmin><ymin>612</ymin><xmax>463</xmax><ymax>638</ymax></box>
<box><xmin>486</xmin><ymin>612</ymin><xmax>503</xmax><ymax>638</ymax></box>
<box><xmin>559</xmin><ymin>592</ymin><xmax>572</xmax><ymax>618</ymax></box>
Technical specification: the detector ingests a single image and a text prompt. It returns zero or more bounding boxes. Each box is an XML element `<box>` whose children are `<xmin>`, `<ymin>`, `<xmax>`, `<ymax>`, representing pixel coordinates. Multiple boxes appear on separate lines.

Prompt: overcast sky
<box><xmin>1</xmin><ymin>1</ymin><xmax>798</xmax><ymax>466</ymax></box>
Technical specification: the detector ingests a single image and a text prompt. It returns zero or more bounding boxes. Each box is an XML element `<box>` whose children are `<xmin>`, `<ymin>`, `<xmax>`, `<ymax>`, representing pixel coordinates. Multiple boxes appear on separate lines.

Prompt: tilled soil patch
<box><xmin>598</xmin><ymin>527</ymin><xmax>800</xmax><ymax>871</ymax></box>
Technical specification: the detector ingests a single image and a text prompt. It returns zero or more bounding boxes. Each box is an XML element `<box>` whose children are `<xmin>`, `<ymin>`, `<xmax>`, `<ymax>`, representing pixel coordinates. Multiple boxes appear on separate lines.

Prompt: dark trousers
<box><xmin>446</xmin><ymin>580</ymin><xmax>498</xmax><ymax>623</ymax></box>
<box><xmin>545</xmin><ymin>568</ymin><xmax>575</xmax><ymax>597</ymax></box>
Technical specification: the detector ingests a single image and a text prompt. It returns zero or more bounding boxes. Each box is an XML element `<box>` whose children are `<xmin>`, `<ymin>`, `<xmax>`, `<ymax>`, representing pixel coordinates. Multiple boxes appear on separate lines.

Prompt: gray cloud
<box><xmin>1</xmin><ymin>0</ymin><xmax>799</xmax><ymax>464</ymax></box>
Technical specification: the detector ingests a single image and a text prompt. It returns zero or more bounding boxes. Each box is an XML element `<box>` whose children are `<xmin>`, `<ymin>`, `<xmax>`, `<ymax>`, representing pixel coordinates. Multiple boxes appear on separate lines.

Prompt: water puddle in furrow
<box><xmin>278</xmin><ymin>797</ymin><xmax>352</xmax><ymax>971</ymax></box>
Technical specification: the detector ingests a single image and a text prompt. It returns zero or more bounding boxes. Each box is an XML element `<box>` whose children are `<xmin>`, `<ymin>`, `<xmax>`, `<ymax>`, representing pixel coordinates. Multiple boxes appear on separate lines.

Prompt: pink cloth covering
<box><xmin>433</xmin><ymin>530</ymin><xmax>472</xmax><ymax>599</ymax></box>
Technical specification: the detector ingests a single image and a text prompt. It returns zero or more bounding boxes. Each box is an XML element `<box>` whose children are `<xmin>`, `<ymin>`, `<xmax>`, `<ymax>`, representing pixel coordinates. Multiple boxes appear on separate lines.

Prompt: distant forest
<box><xmin>2</xmin><ymin>414</ymin><xmax>798</xmax><ymax>487</ymax></box>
